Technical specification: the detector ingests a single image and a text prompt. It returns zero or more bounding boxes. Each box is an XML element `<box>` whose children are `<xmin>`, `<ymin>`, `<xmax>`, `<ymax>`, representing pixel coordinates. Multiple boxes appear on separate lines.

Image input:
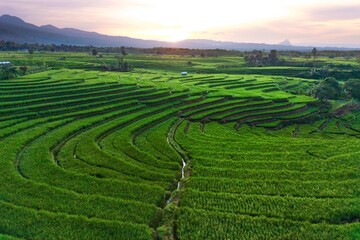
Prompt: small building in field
<box><xmin>181</xmin><ymin>71</ymin><xmax>188</xmax><ymax>76</ymax></box>
<box><xmin>0</xmin><ymin>61</ymin><xmax>11</xmax><ymax>65</ymax></box>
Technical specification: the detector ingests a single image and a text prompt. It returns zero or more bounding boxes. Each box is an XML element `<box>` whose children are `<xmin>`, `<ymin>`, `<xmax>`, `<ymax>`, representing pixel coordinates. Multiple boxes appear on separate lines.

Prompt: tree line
<box><xmin>1</xmin><ymin>41</ymin><xmax>359</xmax><ymax>59</ymax></box>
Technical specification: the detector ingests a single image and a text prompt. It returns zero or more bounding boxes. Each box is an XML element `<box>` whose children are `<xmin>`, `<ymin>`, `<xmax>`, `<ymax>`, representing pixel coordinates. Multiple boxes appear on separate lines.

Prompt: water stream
<box><xmin>166</xmin><ymin>158</ymin><xmax>186</xmax><ymax>205</ymax></box>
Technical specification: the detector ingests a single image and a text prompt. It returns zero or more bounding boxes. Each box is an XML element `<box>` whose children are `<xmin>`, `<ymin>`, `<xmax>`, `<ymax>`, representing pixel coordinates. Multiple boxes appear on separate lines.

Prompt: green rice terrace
<box><xmin>0</xmin><ymin>52</ymin><xmax>359</xmax><ymax>239</ymax></box>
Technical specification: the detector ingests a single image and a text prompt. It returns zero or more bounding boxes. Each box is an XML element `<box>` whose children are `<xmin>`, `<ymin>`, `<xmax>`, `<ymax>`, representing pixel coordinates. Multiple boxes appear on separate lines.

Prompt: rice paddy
<box><xmin>0</xmin><ymin>52</ymin><xmax>359</xmax><ymax>239</ymax></box>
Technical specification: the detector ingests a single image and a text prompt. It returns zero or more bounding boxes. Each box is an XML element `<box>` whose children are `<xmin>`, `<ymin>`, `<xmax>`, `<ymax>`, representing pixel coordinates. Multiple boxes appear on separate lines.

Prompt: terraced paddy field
<box><xmin>0</xmin><ymin>53</ymin><xmax>359</xmax><ymax>239</ymax></box>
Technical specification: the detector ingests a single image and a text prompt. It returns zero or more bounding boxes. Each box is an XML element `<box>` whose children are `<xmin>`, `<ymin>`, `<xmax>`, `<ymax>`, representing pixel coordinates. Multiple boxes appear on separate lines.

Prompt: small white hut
<box><xmin>181</xmin><ymin>71</ymin><xmax>188</xmax><ymax>76</ymax></box>
<box><xmin>0</xmin><ymin>61</ymin><xmax>11</xmax><ymax>65</ymax></box>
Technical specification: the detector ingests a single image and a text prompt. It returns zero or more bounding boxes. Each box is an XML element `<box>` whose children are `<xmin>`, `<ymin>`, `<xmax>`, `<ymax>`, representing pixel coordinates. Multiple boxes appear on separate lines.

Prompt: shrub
<box><xmin>0</xmin><ymin>65</ymin><xmax>18</xmax><ymax>80</ymax></box>
<box><xmin>309</xmin><ymin>77</ymin><xmax>344</xmax><ymax>100</ymax></box>
<box><xmin>344</xmin><ymin>79</ymin><xmax>360</xmax><ymax>100</ymax></box>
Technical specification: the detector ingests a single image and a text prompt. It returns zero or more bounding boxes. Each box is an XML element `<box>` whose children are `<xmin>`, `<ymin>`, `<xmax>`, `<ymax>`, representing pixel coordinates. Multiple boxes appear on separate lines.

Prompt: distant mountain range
<box><xmin>0</xmin><ymin>14</ymin><xmax>358</xmax><ymax>51</ymax></box>
<box><xmin>278</xmin><ymin>39</ymin><xmax>292</xmax><ymax>46</ymax></box>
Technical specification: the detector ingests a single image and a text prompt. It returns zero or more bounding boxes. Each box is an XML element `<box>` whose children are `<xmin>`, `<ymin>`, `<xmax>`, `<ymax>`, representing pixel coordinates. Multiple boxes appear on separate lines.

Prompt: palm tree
<box><xmin>311</xmin><ymin>48</ymin><xmax>318</xmax><ymax>61</ymax></box>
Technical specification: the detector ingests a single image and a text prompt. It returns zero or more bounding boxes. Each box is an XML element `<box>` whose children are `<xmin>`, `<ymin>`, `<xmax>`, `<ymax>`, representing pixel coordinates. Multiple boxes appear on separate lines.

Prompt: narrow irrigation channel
<box><xmin>166</xmin><ymin>158</ymin><xmax>186</xmax><ymax>205</ymax></box>
<box><xmin>157</xmin><ymin>119</ymin><xmax>191</xmax><ymax>240</ymax></box>
<box><xmin>166</xmin><ymin>119</ymin><xmax>190</xmax><ymax>204</ymax></box>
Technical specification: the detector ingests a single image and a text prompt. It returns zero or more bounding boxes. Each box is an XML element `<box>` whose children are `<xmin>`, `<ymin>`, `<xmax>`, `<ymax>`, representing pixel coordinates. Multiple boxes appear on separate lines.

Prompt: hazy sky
<box><xmin>1</xmin><ymin>0</ymin><xmax>360</xmax><ymax>47</ymax></box>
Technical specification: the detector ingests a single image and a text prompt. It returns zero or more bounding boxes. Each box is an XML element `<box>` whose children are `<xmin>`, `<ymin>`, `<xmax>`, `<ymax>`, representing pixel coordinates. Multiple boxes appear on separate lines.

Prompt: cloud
<box><xmin>0</xmin><ymin>0</ymin><xmax>359</xmax><ymax>47</ymax></box>
<box><xmin>194</xmin><ymin>15</ymin><xmax>360</xmax><ymax>47</ymax></box>
<box><xmin>308</xmin><ymin>5</ymin><xmax>360</xmax><ymax>21</ymax></box>
<box><xmin>199</xmin><ymin>3</ymin><xmax>360</xmax><ymax>47</ymax></box>
<box><xmin>0</xmin><ymin>0</ymin><xmax>135</xmax><ymax>9</ymax></box>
